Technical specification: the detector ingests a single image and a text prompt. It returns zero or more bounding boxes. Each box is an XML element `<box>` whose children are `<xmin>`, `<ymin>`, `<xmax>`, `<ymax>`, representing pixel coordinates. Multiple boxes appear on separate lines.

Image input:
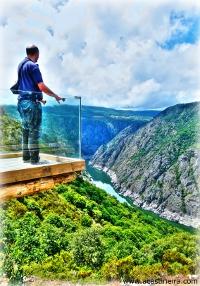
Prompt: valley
<box><xmin>91</xmin><ymin>102</ymin><xmax>200</xmax><ymax>228</ymax></box>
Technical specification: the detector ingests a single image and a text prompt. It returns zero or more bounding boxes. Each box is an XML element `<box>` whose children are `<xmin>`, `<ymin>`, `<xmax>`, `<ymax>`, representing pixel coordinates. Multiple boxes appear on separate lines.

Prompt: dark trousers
<box><xmin>17</xmin><ymin>100</ymin><xmax>42</xmax><ymax>162</ymax></box>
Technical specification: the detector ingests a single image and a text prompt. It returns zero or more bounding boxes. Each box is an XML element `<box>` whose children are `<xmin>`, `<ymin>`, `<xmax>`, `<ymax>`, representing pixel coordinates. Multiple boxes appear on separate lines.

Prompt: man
<box><xmin>17</xmin><ymin>44</ymin><xmax>62</xmax><ymax>164</ymax></box>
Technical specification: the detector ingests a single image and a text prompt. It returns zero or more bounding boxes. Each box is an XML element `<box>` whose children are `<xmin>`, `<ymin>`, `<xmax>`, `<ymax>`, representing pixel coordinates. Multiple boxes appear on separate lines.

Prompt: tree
<box><xmin>72</xmin><ymin>227</ymin><xmax>105</xmax><ymax>269</ymax></box>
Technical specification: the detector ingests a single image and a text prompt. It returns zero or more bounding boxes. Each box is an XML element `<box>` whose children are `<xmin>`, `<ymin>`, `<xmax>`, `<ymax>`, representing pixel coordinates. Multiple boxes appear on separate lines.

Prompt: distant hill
<box><xmin>91</xmin><ymin>102</ymin><xmax>200</xmax><ymax>227</ymax></box>
<box><xmin>1</xmin><ymin>105</ymin><xmax>159</xmax><ymax>158</ymax></box>
<box><xmin>81</xmin><ymin>106</ymin><xmax>158</xmax><ymax>158</ymax></box>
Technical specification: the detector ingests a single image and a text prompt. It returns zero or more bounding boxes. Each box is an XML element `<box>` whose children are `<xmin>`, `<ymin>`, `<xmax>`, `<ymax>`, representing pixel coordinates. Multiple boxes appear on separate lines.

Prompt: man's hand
<box><xmin>41</xmin><ymin>100</ymin><xmax>46</xmax><ymax>105</ymax></box>
<box><xmin>54</xmin><ymin>95</ymin><xmax>63</xmax><ymax>104</ymax></box>
<box><xmin>38</xmin><ymin>83</ymin><xmax>63</xmax><ymax>104</ymax></box>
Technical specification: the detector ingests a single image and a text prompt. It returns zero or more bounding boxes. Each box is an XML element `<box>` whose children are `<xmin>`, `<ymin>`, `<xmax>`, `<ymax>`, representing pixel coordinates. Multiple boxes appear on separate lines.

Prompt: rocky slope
<box><xmin>91</xmin><ymin>102</ymin><xmax>200</xmax><ymax>228</ymax></box>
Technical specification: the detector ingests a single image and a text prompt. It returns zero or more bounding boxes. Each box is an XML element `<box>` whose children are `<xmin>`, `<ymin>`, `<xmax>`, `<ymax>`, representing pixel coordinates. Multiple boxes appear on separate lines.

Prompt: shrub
<box><xmin>72</xmin><ymin>227</ymin><xmax>105</xmax><ymax>269</ymax></box>
<box><xmin>80</xmin><ymin>215</ymin><xmax>92</xmax><ymax>227</ymax></box>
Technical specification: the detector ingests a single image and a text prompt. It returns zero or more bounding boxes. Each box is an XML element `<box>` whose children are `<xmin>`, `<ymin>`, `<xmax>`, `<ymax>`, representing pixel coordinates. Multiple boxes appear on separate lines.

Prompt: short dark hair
<box><xmin>26</xmin><ymin>45</ymin><xmax>39</xmax><ymax>55</ymax></box>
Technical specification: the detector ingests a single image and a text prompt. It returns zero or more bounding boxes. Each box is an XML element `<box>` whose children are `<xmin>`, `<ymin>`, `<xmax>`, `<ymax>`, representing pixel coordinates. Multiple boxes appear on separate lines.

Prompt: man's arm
<box><xmin>38</xmin><ymin>82</ymin><xmax>62</xmax><ymax>103</ymax></box>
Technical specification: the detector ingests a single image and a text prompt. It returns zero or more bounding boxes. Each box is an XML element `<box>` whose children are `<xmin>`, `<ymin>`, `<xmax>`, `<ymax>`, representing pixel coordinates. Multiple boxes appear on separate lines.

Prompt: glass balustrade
<box><xmin>0</xmin><ymin>89</ymin><xmax>82</xmax><ymax>162</ymax></box>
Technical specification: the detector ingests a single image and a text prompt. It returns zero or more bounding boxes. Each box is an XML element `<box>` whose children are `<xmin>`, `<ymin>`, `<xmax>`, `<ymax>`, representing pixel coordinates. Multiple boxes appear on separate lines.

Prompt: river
<box><xmin>86</xmin><ymin>161</ymin><xmax>195</xmax><ymax>232</ymax></box>
<box><xmin>86</xmin><ymin>161</ymin><xmax>127</xmax><ymax>203</ymax></box>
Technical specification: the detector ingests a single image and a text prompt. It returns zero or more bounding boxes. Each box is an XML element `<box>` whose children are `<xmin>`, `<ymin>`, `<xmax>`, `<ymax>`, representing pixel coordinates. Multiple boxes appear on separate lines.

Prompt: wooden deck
<box><xmin>0</xmin><ymin>153</ymin><xmax>85</xmax><ymax>201</ymax></box>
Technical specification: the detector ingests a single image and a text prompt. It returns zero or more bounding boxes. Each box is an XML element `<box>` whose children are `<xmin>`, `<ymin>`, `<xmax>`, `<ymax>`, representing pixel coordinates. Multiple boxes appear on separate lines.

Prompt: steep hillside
<box><xmin>1</xmin><ymin>105</ymin><xmax>158</xmax><ymax>158</ymax></box>
<box><xmin>91</xmin><ymin>102</ymin><xmax>200</xmax><ymax>227</ymax></box>
<box><xmin>0</xmin><ymin>112</ymin><xmax>22</xmax><ymax>151</ymax></box>
<box><xmin>0</xmin><ymin>178</ymin><xmax>197</xmax><ymax>285</ymax></box>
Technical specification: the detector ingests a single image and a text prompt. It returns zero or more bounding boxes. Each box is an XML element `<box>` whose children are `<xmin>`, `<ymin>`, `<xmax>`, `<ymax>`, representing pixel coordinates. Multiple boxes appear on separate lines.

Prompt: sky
<box><xmin>0</xmin><ymin>0</ymin><xmax>199</xmax><ymax>109</ymax></box>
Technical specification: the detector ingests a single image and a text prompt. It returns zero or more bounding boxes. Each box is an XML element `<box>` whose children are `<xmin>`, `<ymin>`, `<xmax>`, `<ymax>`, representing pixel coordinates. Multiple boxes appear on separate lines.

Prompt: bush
<box><xmin>72</xmin><ymin>227</ymin><xmax>105</xmax><ymax>269</ymax></box>
<box><xmin>101</xmin><ymin>256</ymin><xmax>134</xmax><ymax>281</ymax></box>
<box><xmin>130</xmin><ymin>263</ymin><xmax>164</xmax><ymax>282</ymax></box>
<box><xmin>80</xmin><ymin>215</ymin><xmax>92</xmax><ymax>227</ymax></box>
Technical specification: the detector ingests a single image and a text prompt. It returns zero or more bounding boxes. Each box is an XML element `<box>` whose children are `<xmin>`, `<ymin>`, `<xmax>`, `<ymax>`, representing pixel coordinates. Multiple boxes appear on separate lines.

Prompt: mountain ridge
<box><xmin>90</xmin><ymin>101</ymin><xmax>200</xmax><ymax>228</ymax></box>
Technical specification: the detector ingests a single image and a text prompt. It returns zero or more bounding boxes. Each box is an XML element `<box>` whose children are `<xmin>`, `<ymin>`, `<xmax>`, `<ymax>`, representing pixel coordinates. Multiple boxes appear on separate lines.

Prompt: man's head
<box><xmin>26</xmin><ymin>45</ymin><xmax>39</xmax><ymax>62</ymax></box>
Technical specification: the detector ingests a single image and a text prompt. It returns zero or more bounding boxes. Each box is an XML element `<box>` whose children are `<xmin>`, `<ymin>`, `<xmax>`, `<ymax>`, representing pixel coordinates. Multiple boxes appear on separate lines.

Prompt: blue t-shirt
<box><xmin>18</xmin><ymin>57</ymin><xmax>43</xmax><ymax>96</ymax></box>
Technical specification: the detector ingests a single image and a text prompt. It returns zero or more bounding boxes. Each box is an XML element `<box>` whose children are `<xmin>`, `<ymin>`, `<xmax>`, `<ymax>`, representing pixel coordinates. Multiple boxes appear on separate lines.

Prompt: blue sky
<box><xmin>160</xmin><ymin>11</ymin><xmax>199</xmax><ymax>49</ymax></box>
<box><xmin>0</xmin><ymin>0</ymin><xmax>199</xmax><ymax>109</ymax></box>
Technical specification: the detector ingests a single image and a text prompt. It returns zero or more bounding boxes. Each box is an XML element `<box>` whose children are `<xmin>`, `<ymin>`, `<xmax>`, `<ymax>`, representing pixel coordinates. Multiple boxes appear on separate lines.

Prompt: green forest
<box><xmin>0</xmin><ymin>177</ymin><xmax>198</xmax><ymax>285</ymax></box>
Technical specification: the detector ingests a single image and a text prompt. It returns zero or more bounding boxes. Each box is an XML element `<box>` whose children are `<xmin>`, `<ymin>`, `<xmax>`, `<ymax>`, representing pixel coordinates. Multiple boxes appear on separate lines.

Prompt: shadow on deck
<box><xmin>0</xmin><ymin>153</ymin><xmax>85</xmax><ymax>201</ymax></box>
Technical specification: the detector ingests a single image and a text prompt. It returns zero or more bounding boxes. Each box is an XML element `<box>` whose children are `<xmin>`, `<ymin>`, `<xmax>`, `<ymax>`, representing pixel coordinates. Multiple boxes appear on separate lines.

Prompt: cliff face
<box><xmin>91</xmin><ymin>102</ymin><xmax>200</xmax><ymax>227</ymax></box>
<box><xmin>81</xmin><ymin>106</ymin><xmax>158</xmax><ymax>158</ymax></box>
<box><xmin>82</xmin><ymin>116</ymin><xmax>146</xmax><ymax>158</ymax></box>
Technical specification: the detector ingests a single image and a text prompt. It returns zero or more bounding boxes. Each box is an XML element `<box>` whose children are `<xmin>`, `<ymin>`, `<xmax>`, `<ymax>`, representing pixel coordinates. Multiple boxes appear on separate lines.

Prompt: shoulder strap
<box><xmin>17</xmin><ymin>58</ymin><xmax>30</xmax><ymax>80</ymax></box>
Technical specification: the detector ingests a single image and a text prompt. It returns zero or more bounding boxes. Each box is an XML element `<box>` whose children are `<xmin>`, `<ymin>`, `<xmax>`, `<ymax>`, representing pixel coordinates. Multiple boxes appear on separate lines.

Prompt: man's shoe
<box><xmin>31</xmin><ymin>157</ymin><xmax>40</xmax><ymax>164</ymax></box>
<box><xmin>23</xmin><ymin>155</ymin><xmax>30</xmax><ymax>161</ymax></box>
<box><xmin>23</xmin><ymin>159</ymin><xmax>30</xmax><ymax>163</ymax></box>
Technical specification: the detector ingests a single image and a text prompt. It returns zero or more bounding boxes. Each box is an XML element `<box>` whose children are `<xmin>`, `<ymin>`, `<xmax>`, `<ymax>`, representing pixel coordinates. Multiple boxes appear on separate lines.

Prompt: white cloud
<box><xmin>176</xmin><ymin>89</ymin><xmax>200</xmax><ymax>103</ymax></box>
<box><xmin>0</xmin><ymin>0</ymin><xmax>199</xmax><ymax>108</ymax></box>
<box><xmin>126</xmin><ymin>79</ymin><xmax>161</xmax><ymax>107</ymax></box>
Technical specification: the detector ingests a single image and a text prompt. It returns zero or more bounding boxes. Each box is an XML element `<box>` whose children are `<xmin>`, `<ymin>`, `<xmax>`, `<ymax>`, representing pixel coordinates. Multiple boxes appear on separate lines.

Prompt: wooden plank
<box><xmin>0</xmin><ymin>152</ymin><xmax>22</xmax><ymax>159</ymax></box>
<box><xmin>1</xmin><ymin>166</ymin><xmax>51</xmax><ymax>184</ymax></box>
<box><xmin>0</xmin><ymin>152</ymin><xmax>85</xmax><ymax>185</ymax></box>
<box><xmin>0</xmin><ymin>172</ymin><xmax>77</xmax><ymax>201</ymax></box>
<box><xmin>0</xmin><ymin>161</ymin><xmax>85</xmax><ymax>185</ymax></box>
<box><xmin>0</xmin><ymin>152</ymin><xmax>85</xmax><ymax>201</ymax></box>
<box><xmin>71</xmin><ymin>161</ymin><xmax>86</xmax><ymax>171</ymax></box>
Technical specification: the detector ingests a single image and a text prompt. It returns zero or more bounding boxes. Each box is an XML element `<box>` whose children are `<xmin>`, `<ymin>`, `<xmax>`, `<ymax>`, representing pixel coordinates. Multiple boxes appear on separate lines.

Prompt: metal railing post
<box><xmin>75</xmin><ymin>96</ymin><xmax>82</xmax><ymax>158</ymax></box>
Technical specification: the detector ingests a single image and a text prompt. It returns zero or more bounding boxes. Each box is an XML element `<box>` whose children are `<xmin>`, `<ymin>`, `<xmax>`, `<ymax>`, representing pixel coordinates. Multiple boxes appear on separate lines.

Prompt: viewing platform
<box><xmin>0</xmin><ymin>93</ymin><xmax>84</xmax><ymax>201</ymax></box>
<box><xmin>0</xmin><ymin>152</ymin><xmax>85</xmax><ymax>201</ymax></box>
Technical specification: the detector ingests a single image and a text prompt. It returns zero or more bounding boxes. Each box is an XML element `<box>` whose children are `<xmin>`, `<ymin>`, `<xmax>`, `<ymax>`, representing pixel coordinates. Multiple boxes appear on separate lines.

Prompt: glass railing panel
<box><xmin>0</xmin><ymin>89</ymin><xmax>22</xmax><ymax>153</ymax></box>
<box><xmin>0</xmin><ymin>89</ymin><xmax>81</xmax><ymax>159</ymax></box>
<box><xmin>41</xmin><ymin>96</ymin><xmax>81</xmax><ymax>158</ymax></box>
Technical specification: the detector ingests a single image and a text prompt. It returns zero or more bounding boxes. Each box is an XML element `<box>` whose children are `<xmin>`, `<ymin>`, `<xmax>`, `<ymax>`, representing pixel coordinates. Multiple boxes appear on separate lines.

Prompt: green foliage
<box><xmin>72</xmin><ymin>227</ymin><xmax>105</xmax><ymax>269</ymax></box>
<box><xmin>22</xmin><ymin>251</ymin><xmax>77</xmax><ymax>280</ymax></box>
<box><xmin>130</xmin><ymin>263</ymin><xmax>164</xmax><ymax>281</ymax></box>
<box><xmin>101</xmin><ymin>256</ymin><xmax>134</xmax><ymax>281</ymax></box>
<box><xmin>80</xmin><ymin>214</ymin><xmax>92</xmax><ymax>227</ymax></box>
<box><xmin>131</xmin><ymin>105</ymin><xmax>199</xmax><ymax>168</ymax></box>
<box><xmin>0</xmin><ymin>178</ymin><xmax>198</xmax><ymax>284</ymax></box>
<box><xmin>0</xmin><ymin>114</ymin><xmax>21</xmax><ymax>151</ymax></box>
